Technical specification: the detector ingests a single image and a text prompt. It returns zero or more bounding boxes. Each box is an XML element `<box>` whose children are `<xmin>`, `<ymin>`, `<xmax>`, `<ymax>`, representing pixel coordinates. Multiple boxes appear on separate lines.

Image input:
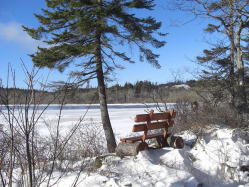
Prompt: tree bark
<box><xmin>95</xmin><ymin>0</ymin><xmax>116</xmax><ymax>153</ymax></box>
<box><xmin>115</xmin><ymin>142</ymin><xmax>148</xmax><ymax>157</ymax></box>
<box><xmin>228</xmin><ymin>1</ymin><xmax>235</xmax><ymax>108</ymax></box>
<box><xmin>235</xmin><ymin>14</ymin><xmax>247</xmax><ymax>112</ymax></box>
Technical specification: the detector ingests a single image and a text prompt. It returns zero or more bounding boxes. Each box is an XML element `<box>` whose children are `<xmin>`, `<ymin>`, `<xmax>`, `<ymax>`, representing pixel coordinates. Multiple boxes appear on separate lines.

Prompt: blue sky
<box><xmin>0</xmin><ymin>0</ymin><xmax>211</xmax><ymax>89</ymax></box>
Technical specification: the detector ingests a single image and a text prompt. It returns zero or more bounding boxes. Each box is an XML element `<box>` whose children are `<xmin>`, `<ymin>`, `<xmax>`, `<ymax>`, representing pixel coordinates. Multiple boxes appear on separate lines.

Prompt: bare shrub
<box><xmin>66</xmin><ymin>119</ymin><xmax>108</xmax><ymax>160</ymax></box>
<box><xmin>0</xmin><ymin>63</ymin><xmax>100</xmax><ymax>186</ymax></box>
<box><xmin>173</xmin><ymin>96</ymin><xmax>241</xmax><ymax>136</ymax></box>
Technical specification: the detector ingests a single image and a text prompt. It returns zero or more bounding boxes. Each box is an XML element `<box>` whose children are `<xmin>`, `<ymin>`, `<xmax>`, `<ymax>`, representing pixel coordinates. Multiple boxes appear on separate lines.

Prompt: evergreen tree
<box><xmin>197</xmin><ymin>46</ymin><xmax>234</xmax><ymax>106</ymax></box>
<box><xmin>197</xmin><ymin>0</ymin><xmax>249</xmax><ymax>111</ymax></box>
<box><xmin>167</xmin><ymin>0</ymin><xmax>249</xmax><ymax>112</ymax></box>
<box><xmin>23</xmin><ymin>0</ymin><xmax>166</xmax><ymax>152</ymax></box>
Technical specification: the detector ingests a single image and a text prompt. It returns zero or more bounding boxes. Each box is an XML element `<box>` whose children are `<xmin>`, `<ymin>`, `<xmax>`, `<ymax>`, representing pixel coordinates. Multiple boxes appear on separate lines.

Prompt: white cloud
<box><xmin>0</xmin><ymin>22</ymin><xmax>48</xmax><ymax>52</ymax></box>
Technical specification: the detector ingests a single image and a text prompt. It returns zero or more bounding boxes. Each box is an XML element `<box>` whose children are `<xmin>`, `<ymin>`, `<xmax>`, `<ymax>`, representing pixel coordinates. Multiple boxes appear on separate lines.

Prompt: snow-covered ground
<box><xmin>45</xmin><ymin>129</ymin><xmax>249</xmax><ymax>187</ymax></box>
<box><xmin>1</xmin><ymin>104</ymin><xmax>249</xmax><ymax>186</ymax></box>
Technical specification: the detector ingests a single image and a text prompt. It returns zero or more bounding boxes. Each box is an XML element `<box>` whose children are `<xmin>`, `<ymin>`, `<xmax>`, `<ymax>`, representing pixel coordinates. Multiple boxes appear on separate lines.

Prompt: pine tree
<box><xmin>196</xmin><ymin>45</ymin><xmax>235</xmax><ymax>106</ymax></box>
<box><xmin>167</xmin><ymin>0</ymin><xmax>249</xmax><ymax>112</ymax></box>
<box><xmin>23</xmin><ymin>0</ymin><xmax>166</xmax><ymax>152</ymax></box>
<box><xmin>197</xmin><ymin>0</ymin><xmax>249</xmax><ymax>111</ymax></box>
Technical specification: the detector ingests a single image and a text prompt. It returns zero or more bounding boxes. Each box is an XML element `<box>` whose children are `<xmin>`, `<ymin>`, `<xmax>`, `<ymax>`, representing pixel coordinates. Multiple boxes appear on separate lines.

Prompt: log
<box><xmin>154</xmin><ymin>134</ymin><xmax>184</xmax><ymax>149</ymax></box>
<box><xmin>154</xmin><ymin>133</ymin><xmax>171</xmax><ymax>147</ymax></box>
<box><xmin>115</xmin><ymin>141</ymin><xmax>148</xmax><ymax>157</ymax></box>
<box><xmin>155</xmin><ymin>133</ymin><xmax>184</xmax><ymax>149</ymax></box>
<box><xmin>166</xmin><ymin>135</ymin><xmax>184</xmax><ymax>149</ymax></box>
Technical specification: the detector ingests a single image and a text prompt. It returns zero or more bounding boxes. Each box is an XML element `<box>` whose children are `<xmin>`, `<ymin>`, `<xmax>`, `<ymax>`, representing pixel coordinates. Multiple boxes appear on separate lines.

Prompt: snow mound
<box><xmin>46</xmin><ymin>128</ymin><xmax>249</xmax><ymax>187</ymax></box>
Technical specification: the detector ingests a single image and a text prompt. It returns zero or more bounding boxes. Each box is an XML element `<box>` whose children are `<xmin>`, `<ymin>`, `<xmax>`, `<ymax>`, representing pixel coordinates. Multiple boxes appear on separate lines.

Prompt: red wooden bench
<box><xmin>116</xmin><ymin>109</ymin><xmax>182</xmax><ymax>156</ymax></box>
<box><xmin>120</xmin><ymin>109</ymin><xmax>176</xmax><ymax>144</ymax></box>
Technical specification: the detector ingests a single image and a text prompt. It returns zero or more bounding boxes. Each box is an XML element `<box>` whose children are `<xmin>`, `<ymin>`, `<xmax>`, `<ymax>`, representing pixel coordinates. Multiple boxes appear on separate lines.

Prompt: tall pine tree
<box><xmin>23</xmin><ymin>0</ymin><xmax>166</xmax><ymax>152</ymax></box>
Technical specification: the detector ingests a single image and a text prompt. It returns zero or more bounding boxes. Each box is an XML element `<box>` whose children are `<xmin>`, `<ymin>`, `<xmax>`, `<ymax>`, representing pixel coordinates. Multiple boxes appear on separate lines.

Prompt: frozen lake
<box><xmin>1</xmin><ymin>103</ymin><xmax>174</xmax><ymax>110</ymax></box>
<box><xmin>0</xmin><ymin>103</ymin><xmax>176</xmax><ymax>137</ymax></box>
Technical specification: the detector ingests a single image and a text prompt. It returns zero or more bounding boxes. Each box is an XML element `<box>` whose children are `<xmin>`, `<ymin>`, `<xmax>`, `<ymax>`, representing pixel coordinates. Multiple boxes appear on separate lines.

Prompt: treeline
<box><xmin>105</xmin><ymin>80</ymin><xmax>195</xmax><ymax>103</ymax></box>
<box><xmin>0</xmin><ymin>80</ymin><xmax>198</xmax><ymax>105</ymax></box>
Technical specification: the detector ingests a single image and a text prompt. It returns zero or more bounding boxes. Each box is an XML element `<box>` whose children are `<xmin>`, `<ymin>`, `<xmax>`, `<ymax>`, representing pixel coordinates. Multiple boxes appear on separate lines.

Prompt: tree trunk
<box><xmin>96</xmin><ymin>58</ymin><xmax>117</xmax><ymax>152</ymax></box>
<box><xmin>235</xmin><ymin>19</ymin><xmax>247</xmax><ymax>112</ymax></box>
<box><xmin>228</xmin><ymin>1</ymin><xmax>235</xmax><ymax>108</ymax></box>
<box><xmin>95</xmin><ymin>0</ymin><xmax>116</xmax><ymax>153</ymax></box>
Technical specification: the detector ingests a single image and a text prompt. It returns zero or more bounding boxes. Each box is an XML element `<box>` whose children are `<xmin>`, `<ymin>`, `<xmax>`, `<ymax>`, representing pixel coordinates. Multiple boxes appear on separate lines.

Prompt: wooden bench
<box><xmin>121</xmin><ymin>109</ymin><xmax>176</xmax><ymax>143</ymax></box>
<box><xmin>116</xmin><ymin>109</ymin><xmax>183</xmax><ymax>156</ymax></box>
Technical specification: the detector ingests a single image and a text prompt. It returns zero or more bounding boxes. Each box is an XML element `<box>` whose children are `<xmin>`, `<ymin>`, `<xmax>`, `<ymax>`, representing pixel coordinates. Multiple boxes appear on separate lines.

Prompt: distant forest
<box><xmin>0</xmin><ymin>80</ymin><xmax>200</xmax><ymax>105</ymax></box>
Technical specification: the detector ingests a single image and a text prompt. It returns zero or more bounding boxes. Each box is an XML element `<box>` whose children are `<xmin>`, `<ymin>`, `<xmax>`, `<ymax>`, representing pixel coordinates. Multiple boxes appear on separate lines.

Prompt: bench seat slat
<box><xmin>120</xmin><ymin>133</ymin><xmax>164</xmax><ymax>143</ymax></box>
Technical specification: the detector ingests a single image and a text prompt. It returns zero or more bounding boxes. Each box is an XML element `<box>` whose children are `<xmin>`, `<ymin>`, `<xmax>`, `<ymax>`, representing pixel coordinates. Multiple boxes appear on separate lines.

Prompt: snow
<box><xmin>172</xmin><ymin>84</ymin><xmax>190</xmax><ymax>89</ymax></box>
<box><xmin>1</xmin><ymin>104</ymin><xmax>249</xmax><ymax>186</ymax></box>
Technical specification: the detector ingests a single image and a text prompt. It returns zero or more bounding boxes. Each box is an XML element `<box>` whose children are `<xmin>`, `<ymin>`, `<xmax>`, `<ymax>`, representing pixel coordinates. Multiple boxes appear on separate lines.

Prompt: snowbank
<box><xmin>43</xmin><ymin>128</ymin><xmax>249</xmax><ymax>187</ymax></box>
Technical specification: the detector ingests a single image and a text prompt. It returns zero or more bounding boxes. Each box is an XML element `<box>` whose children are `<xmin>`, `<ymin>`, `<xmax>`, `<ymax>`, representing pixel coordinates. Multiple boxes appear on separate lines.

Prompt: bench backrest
<box><xmin>133</xmin><ymin>109</ymin><xmax>176</xmax><ymax>142</ymax></box>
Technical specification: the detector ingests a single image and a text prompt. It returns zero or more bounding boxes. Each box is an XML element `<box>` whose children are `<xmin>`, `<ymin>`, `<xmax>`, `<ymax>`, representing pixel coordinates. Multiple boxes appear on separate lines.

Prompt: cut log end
<box><xmin>175</xmin><ymin>137</ymin><xmax>184</xmax><ymax>148</ymax></box>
